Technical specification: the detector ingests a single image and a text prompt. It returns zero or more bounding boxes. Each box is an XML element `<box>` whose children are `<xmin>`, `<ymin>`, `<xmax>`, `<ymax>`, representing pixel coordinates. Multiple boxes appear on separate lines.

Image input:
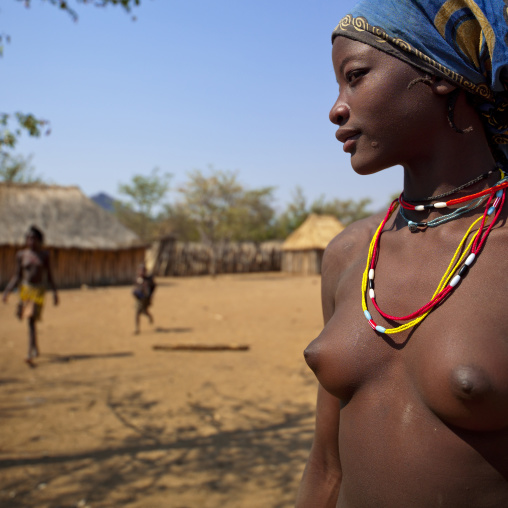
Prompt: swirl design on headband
<box><xmin>333</xmin><ymin>15</ymin><xmax>494</xmax><ymax>101</ymax></box>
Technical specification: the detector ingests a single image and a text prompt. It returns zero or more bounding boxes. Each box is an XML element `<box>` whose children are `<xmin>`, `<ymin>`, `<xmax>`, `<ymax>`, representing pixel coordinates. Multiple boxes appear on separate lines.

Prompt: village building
<box><xmin>281</xmin><ymin>213</ymin><xmax>344</xmax><ymax>275</ymax></box>
<box><xmin>0</xmin><ymin>183</ymin><xmax>145</xmax><ymax>289</ymax></box>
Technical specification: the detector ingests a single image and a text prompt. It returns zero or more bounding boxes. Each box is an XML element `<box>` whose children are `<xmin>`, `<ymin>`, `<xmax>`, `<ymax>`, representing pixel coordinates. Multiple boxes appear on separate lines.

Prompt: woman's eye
<box><xmin>346</xmin><ymin>69</ymin><xmax>366</xmax><ymax>83</ymax></box>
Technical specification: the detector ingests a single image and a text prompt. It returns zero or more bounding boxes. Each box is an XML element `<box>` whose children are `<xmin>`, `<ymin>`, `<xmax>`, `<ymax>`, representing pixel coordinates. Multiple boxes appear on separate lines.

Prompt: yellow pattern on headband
<box><xmin>434</xmin><ymin>0</ymin><xmax>495</xmax><ymax>73</ymax></box>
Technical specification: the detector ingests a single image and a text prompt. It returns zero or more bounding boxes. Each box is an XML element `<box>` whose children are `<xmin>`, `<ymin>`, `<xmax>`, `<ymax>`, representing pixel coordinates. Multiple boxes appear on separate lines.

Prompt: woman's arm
<box><xmin>295</xmin><ymin>384</ymin><xmax>342</xmax><ymax>507</ymax></box>
<box><xmin>295</xmin><ymin>236</ymin><xmax>346</xmax><ymax>507</ymax></box>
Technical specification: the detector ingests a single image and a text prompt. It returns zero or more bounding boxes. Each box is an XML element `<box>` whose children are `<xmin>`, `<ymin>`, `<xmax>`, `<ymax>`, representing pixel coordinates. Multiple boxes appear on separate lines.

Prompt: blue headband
<box><xmin>332</xmin><ymin>0</ymin><xmax>508</xmax><ymax>158</ymax></box>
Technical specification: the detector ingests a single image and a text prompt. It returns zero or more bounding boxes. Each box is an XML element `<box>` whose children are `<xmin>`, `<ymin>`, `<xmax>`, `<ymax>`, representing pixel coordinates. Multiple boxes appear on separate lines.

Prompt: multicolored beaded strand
<box><xmin>362</xmin><ymin>206</ymin><xmax>484</xmax><ymax>334</ymax></box>
<box><xmin>398</xmin><ymin>177</ymin><xmax>508</xmax><ymax>211</ymax></box>
<box><xmin>361</xmin><ymin>188</ymin><xmax>505</xmax><ymax>334</ymax></box>
<box><xmin>402</xmin><ymin>166</ymin><xmax>499</xmax><ymax>202</ymax></box>
<box><xmin>399</xmin><ymin>196</ymin><xmax>486</xmax><ymax>232</ymax></box>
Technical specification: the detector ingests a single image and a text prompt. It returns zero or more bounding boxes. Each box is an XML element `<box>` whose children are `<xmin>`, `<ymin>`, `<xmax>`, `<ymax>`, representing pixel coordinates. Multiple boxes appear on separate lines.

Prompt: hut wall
<box><xmin>0</xmin><ymin>246</ymin><xmax>18</xmax><ymax>290</ymax></box>
<box><xmin>281</xmin><ymin>249</ymin><xmax>324</xmax><ymax>275</ymax></box>
<box><xmin>0</xmin><ymin>246</ymin><xmax>146</xmax><ymax>290</ymax></box>
<box><xmin>152</xmin><ymin>241</ymin><xmax>282</xmax><ymax>277</ymax></box>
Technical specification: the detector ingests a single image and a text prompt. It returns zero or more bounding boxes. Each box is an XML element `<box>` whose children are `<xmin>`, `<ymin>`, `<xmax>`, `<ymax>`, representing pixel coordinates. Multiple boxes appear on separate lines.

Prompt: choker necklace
<box><xmin>401</xmin><ymin>167</ymin><xmax>499</xmax><ymax>203</ymax></box>
<box><xmin>361</xmin><ymin>188</ymin><xmax>505</xmax><ymax>335</ymax></box>
<box><xmin>399</xmin><ymin>196</ymin><xmax>486</xmax><ymax>232</ymax></box>
<box><xmin>399</xmin><ymin>176</ymin><xmax>508</xmax><ymax>211</ymax></box>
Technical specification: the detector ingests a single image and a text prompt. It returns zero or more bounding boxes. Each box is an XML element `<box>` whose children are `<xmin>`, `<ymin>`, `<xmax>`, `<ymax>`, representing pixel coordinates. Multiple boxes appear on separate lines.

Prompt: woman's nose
<box><xmin>329</xmin><ymin>100</ymin><xmax>351</xmax><ymax>125</ymax></box>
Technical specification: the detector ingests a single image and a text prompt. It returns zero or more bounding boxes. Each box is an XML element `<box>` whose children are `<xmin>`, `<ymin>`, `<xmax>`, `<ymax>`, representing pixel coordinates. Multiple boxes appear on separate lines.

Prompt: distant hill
<box><xmin>90</xmin><ymin>192</ymin><xmax>116</xmax><ymax>212</ymax></box>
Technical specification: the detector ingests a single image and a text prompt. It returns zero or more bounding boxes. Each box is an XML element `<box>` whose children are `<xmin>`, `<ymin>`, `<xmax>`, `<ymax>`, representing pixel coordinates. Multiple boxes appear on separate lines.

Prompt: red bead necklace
<box><xmin>365</xmin><ymin>188</ymin><xmax>505</xmax><ymax>326</ymax></box>
<box><xmin>398</xmin><ymin>179</ymin><xmax>508</xmax><ymax>211</ymax></box>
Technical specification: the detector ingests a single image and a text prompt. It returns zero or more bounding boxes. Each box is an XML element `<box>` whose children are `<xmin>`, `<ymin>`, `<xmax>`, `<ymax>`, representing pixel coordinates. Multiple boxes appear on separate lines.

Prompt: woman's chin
<box><xmin>350</xmin><ymin>156</ymin><xmax>387</xmax><ymax>176</ymax></box>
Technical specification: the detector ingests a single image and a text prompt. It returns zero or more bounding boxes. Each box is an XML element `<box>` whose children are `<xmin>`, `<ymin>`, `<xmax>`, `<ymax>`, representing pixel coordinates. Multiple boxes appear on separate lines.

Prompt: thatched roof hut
<box><xmin>281</xmin><ymin>213</ymin><xmax>344</xmax><ymax>275</ymax></box>
<box><xmin>0</xmin><ymin>183</ymin><xmax>145</xmax><ymax>288</ymax></box>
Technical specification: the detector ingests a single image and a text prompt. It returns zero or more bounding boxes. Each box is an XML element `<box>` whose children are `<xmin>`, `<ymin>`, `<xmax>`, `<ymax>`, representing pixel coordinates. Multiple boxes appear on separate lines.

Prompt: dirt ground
<box><xmin>0</xmin><ymin>273</ymin><xmax>323</xmax><ymax>508</ymax></box>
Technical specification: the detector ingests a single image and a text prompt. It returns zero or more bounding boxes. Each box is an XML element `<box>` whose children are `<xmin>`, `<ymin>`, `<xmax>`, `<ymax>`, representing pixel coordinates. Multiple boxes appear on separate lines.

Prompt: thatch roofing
<box><xmin>282</xmin><ymin>213</ymin><xmax>344</xmax><ymax>251</ymax></box>
<box><xmin>0</xmin><ymin>183</ymin><xmax>142</xmax><ymax>249</ymax></box>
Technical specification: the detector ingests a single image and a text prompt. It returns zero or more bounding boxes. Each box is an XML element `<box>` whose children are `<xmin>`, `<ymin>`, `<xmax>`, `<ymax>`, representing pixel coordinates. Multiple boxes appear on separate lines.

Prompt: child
<box><xmin>133</xmin><ymin>263</ymin><xmax>156</xmax><ymax>334</ymax></box>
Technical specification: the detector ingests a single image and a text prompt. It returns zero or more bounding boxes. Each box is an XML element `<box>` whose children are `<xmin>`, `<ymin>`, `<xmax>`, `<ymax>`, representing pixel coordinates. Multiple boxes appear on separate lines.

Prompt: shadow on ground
<box><xmin>0</xmin><ymin>384</ymin><xmax>314</xmax><ymax>508</ymax></box>
<box><xmin>154</xmin><ymin>327</ymin><xmax>193</xmax><ymax>334</ymax></box>
<box><xmin>43</xmin><ymin>352</ymin><xmax>134</xmax><ymax>364</ymax></box>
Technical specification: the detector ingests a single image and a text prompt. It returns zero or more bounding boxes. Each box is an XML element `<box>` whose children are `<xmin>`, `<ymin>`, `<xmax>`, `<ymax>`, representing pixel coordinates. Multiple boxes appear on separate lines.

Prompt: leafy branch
<box><xmin>2</xmin><ymin>0</ymin><xmax>143</xmax><ymax>153</ymax></box>
<box><xmin>0</xmin><ymin>113</ymin><xmax>50</xmax><ymax>154</ymax></box>
<box><xmin>15</xmin><ymin>0</ymin><xmax>141</xmax><ymax>22</ymax></box>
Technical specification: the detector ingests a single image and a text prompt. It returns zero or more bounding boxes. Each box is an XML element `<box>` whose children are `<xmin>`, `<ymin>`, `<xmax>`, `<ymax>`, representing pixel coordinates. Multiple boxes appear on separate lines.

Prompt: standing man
<box><xmin>3</xmin><ymin>225</ymin><xmax>59</xmax><ymax>366</ymax></box>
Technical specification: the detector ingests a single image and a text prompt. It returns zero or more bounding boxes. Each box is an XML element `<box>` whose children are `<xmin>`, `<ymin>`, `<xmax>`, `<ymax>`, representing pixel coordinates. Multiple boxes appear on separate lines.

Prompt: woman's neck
<box><xmin>401</xmin><ymin>133</ymin><xmax>498</xmax><ymax>202</ymax></box>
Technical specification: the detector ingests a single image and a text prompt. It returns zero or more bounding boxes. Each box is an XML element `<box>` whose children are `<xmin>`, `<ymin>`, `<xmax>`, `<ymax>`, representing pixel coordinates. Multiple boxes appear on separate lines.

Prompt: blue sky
<box><xmin>1</xmin><ymin>0</ymin><xmax>402</xmax><ymax>212</ymax></box>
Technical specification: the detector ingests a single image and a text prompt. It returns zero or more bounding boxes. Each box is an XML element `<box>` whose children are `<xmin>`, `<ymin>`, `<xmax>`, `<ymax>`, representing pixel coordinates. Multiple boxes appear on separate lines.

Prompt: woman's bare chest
<box><xmin>305</xmin><ymin>231</ymin><xmax>508</xmax><ymax>431</ymax></box>
<box><xmin>21</xmin><ymin>250</ymin><xmax>46</xmax><ymax>282</ymax></box>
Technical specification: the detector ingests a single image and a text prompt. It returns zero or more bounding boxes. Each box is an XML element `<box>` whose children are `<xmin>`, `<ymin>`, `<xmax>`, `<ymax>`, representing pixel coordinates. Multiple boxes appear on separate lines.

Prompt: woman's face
<box><xmin>330</xmin><ymin>36</ymin><xmax>442</xmax><ymax>175</ymax></box>
<box><xmin>26</xmin><ymin>233</ymin><xmax>41</xmax><ymax>250</ymax></box>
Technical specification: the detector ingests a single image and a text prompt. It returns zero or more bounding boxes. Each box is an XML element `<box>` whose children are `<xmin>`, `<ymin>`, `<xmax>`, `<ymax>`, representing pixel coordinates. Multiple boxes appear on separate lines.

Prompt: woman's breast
<box><xmin>304</xmin><ymin>295</ymin><xmax>396</xmax><ymax>402</ymax></box>
<box><xmin>304</xmin><ymin>275</ymin><xmax>508</xmax><ymax>432</ymax></box>
<box><xmin>410</xmin><ymin>306</ymin><xmax>508</xmax><ymax>431</ymax></box>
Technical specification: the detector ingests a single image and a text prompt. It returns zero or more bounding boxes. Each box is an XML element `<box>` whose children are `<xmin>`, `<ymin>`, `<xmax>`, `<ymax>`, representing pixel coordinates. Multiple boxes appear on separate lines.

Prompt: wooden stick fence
<box><xmin>151</xmin><ymin>239</ymin><xmax>282</xmax><ymax>277</ymax></box>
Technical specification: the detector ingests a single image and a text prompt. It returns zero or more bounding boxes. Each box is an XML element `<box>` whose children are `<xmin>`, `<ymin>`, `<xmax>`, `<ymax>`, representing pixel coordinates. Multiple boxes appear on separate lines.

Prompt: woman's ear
<box><xmin>431</xmin><ymin>78</ymin><xmax>458</xmax><ymax>95</ymax></box>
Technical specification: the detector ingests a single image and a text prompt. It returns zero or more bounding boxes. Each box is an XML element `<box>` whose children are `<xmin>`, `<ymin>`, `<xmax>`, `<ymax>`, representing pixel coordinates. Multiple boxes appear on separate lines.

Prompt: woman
<box><xmin>2</xmin><ymin>226</ymin><xmax>59</xmax><ymax>366</ymax></box>
<box><xmin>296</xmin><ymin>0</ymin><xmax>508</xmax><ymax>506</ymax></box>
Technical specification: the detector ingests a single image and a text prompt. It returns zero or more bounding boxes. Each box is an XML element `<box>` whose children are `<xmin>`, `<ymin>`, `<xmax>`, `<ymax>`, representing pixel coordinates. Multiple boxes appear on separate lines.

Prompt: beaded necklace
<box><xmin>361</xmin><ymin>188</ymin><xmax>505</xmax><ymax>335</ymax></box>
<box><xmin>398</xmin><ymin>177</ymin><xmax>508</xmax><ymax>211</ymax></box>
<box><xmin>399</xmin><ymin>196</ymin><xmax>486</xmax><ymax>232</ymax></box>
<box><xmin>402</xmin><ymin>167</ymin><xmax>498</xmax><ymax>202</ymax></box>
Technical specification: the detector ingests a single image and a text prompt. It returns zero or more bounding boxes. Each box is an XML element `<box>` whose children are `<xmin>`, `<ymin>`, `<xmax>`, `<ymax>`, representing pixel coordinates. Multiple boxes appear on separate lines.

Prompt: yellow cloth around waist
<box><xmin>19</xmin><ymin>284</ymin><xmax>45</xmax><ymax>306</ymax></box>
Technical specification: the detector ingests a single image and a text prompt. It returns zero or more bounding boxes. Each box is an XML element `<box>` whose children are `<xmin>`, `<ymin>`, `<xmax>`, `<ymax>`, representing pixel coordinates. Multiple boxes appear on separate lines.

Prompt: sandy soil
<box><xmin>0</xmin><ymin>273</ymin><xmax>323</xmax><ymax>508</ymax></box>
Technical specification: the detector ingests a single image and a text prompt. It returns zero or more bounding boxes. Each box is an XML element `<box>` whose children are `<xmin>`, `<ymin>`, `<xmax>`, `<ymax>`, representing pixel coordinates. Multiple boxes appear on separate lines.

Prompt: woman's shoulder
<box><xmin>320</xmin><ymin>212</ymin><xmax>382</xmax><ymax>288</ymax></box>
<box><xmin>324</xmin><ymin>212</ymin><xmax>382</xmax><ymax>267</ymax></box>
<box><xmin>320</xmin><ymin>212</ymin><xmax>383</xmax><ymax>318</ymax></box>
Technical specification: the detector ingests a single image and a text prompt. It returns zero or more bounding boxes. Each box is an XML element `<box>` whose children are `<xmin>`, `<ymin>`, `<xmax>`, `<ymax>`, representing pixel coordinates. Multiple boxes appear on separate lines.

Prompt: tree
<box><xmin>0</xmin><ymin>112</ymin><xmax>50</xmax><ymax>159</ymax></box>
<box><xmin>0</xmin><ymin>152</ymin><xmax>43</xmax><ymax>183</ymax></box>
<box><xmin>159</xmin><ymin>202</ymin><xmax>201</xmax><ymax>242</ymax></box>
<box><xmin>173</xmin><ymin>168</ymin><xmax>275</xmax><ymax>243</ymax></box>
<box><xmin>309</xmin><ymin>195</ymin><xmax>372</xmax><ymax>226</ymax></box>
<box><xmin>273</xmin><ymin>186</ymin><xmax>309</xmax><ymax>238</ymax></box>
<box><xmin>274</xmin><ymin>187</ymin><xmax>373</xmax><ymax>238</ymax></box>
<box><xmin>17</xmin><ymin>1</ymin><xmax>142</xmax><ymax>21</ymax></box>
<box><xmin>116</xmin><ymin>167</ymin><xmax>171</xmax><ymax>242</ymax></box>
<box><xmin>163</xmin><ymin>168</ymin><xmax>277</xmax><ymax>274</ymax></box>
<box><xmin>1</xmin><ymin>0</ymin><xmax>142</xmax><ymax>156</ymax></box>
<box><xmin>228</xmin><ymin>187</ymin><xmax>277</xmax><ymax>242</ymax></box>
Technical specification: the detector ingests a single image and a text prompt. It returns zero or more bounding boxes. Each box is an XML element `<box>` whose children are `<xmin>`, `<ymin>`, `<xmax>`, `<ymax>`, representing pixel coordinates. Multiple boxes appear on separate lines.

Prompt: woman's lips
<box><xmin>336</xmin><ymin>128</ymin><xmax>361</xmax><ymax>153</ymax></box>
<box><xmin>343</xmin><ymin>133</ymin><xmax>360</xmax><ymax>153</ymax></box>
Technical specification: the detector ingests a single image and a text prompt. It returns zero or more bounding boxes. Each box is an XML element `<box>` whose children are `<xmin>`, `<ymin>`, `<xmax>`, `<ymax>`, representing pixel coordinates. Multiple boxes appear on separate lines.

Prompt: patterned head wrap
<box><xmin>332</xmin><ymin>0</ymin><xmax>508</xmax><ymax>160</ymax></box>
